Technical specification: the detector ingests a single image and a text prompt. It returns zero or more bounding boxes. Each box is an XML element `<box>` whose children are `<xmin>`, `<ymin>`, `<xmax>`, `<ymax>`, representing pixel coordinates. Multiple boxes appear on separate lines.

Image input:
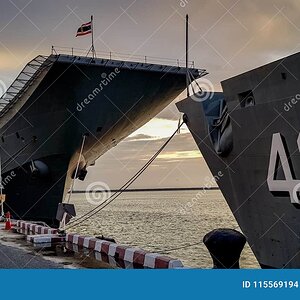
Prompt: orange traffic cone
<box><xmin>5</xmin><ymin>211</ymin><xmax>12</xmax><ymax>230</ymax></box>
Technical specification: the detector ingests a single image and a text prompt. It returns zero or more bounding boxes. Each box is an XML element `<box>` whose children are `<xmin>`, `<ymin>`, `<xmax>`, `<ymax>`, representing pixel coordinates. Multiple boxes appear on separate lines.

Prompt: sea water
<box><xmin>70</xmin><ymin>190</ymin><xmax>259</xmax><ymax>268</ymax></box>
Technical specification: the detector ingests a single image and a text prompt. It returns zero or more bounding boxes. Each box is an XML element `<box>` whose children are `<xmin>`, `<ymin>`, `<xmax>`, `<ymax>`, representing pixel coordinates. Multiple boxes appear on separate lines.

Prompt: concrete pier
<box><xmin>0</xmin><ymin>223</ymin><xmax>111</xmax><ymax>269</ymax></box>
<box><xmin>0</xmin><ymin>224</ymin><xmax>62</xmax><ymax>268</ymax></box>
<box><xmin>1</xmin><ymin>221</ymin><xmax>184</xmax><ymax>269</ymax></box>
<box><xmin>0</xmin><ymin>242</ymin><xmax>63</xmax><ymax>269</ymax></box>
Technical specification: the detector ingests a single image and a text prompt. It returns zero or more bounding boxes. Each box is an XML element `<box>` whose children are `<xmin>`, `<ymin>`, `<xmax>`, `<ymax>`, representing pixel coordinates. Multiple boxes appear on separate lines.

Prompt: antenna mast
<box><xmin>186</xmin><ymin>14</ymin><xmax>190</xmax><ymax>97</ymax></box>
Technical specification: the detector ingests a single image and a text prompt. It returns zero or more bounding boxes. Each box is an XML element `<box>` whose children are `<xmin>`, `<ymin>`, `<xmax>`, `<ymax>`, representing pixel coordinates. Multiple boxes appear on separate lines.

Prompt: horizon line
<box><xmin>72</xmin><ymin>187</ymin><xmax>219</xmax><ymax>193</ymax></box>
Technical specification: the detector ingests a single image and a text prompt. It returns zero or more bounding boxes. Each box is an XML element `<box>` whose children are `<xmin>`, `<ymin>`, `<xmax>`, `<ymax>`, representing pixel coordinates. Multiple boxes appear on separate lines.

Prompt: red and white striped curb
<box><xmin>66</xmin><ymin>233</ymin><xmax>184</xmax><ymax>269</ymax></box>
<box><xmin>27</xmin><ymin>234</ymin><xmax>65</xmax><ymax>245</ymax></box>
<box><xmin>65</xmin><ymin>242</ymin><xmax>120</xmax><ymax>268</ymax></box>
<box><xmin>16</xmin><ymin>220</ymin><xmax>58</xmax><ymax>235</ymax></box>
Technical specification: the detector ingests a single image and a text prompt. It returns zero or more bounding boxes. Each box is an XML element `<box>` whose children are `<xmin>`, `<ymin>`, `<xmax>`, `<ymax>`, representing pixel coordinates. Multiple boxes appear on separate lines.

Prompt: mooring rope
<box><xmin>66</xmin><ymin>122</ymin><xmax>185</xmax><ymax>229</ymax></box>
<box><xmin>158</xmin><ymin>241</ymin><xmax>202</xmax><ymax>254</ymax></box>
<box><xmin>188</xmin><ymin>69</ymin><xmax>202</xmax><ymax>96</ymax></box>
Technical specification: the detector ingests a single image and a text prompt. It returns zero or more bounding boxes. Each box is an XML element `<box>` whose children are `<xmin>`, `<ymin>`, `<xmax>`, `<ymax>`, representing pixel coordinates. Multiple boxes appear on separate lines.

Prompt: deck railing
<box><xmin>0</xmin><ymin>56</ymin><xmax>54</xmax><ymax>116</ymax></box>
<box><xmin>51</xmin><ymin>46</ymin><xmax>196</xmax><ymax>68</ymax></box>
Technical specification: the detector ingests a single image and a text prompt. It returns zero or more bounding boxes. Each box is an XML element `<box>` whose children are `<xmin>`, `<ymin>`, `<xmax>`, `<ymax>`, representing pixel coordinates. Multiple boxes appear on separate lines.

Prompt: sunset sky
<box><xmin>1</xmin><ymin>0</ymin><xmax>300</xmax><ymax>189</ymax></box>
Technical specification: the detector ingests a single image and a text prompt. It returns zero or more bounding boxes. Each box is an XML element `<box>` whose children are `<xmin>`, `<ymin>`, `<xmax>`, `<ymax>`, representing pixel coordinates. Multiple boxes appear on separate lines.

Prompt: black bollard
<box><xmin>203</xmin><ymin>228</ymin><xmax>246</xmax><ymax>269</ymax></box>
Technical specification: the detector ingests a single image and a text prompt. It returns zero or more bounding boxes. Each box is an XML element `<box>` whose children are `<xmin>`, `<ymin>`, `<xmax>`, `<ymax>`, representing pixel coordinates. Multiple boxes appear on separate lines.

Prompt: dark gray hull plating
<box><xmin>0</xmin><ymin>54</ymin><xmax>202</xmax><ymax>225</ymax></box>
<box><xmin>177</xmin><ymin>52</ymin><xmax>300</xmax><ymax>268</ymax></box>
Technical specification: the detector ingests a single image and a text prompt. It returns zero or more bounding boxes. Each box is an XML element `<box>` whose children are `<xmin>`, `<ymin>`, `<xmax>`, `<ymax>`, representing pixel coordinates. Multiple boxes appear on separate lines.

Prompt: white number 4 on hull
<box><xmin>267</xmin><ymin>133</ymin><xmax>300</xmax><ymax>204</ymax></box>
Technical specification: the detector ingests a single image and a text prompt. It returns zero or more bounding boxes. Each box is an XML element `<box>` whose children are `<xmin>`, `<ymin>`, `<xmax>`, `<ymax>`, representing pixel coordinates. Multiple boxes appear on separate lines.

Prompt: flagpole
<box><xmin>186</xmin><ymin>14</ymin><xmax>190</xmax><ymax>97</ymax></box>
<box><xmin>91</xmin><ymin>15</ymin><xmax>96</xmax><ymax>59</ymax></box>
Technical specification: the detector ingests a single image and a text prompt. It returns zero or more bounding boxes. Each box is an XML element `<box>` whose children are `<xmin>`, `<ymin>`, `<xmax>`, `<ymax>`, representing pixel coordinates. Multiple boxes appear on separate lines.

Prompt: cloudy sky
<box><xmin>1</xmin><ymin>0</ymin><xmax>300</xmax><ymax>189</ymax></box>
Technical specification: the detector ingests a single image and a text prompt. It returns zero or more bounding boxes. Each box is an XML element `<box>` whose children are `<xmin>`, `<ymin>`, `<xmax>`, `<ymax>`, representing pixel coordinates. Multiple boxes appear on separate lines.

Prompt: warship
<box><xmin>177</xmin><ymin>52</ymin><xmax>300</xmax><ymax>268</ymax></box>
<box><xmin>0</xmin><ymin>49</ymin><xmax>206</xmax><ymax>226</ymax></box>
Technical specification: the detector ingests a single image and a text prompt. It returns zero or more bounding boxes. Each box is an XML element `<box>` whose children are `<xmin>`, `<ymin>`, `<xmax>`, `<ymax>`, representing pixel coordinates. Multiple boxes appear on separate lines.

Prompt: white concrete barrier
<box><xmin>66</xmin><ymin>233</ymin><xmax>184</xmax><ymax>269</ymax></box>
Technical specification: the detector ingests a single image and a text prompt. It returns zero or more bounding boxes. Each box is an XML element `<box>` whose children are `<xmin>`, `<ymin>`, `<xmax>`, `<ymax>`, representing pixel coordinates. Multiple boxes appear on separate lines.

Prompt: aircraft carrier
<box><xmin>0</xmin><ymin>51</ymin><xmax>206</xmax><ymax>226</ymax></box>
<box><xmin>177</xmin><ymin>52</ymin><xmax>300</xmax><ymax>268</ymax></box>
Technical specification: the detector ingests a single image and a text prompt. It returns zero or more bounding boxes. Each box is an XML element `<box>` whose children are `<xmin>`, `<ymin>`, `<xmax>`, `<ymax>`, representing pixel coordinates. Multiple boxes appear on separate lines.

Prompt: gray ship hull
<box><xmin>0</xmin><ymin>54</ymin><xmax>203</xmax><ymax>225</ymax></box>
<box><xmin>177</xmin><ymin>52</ymin><xmax>300</xmax><ymax>268</ymax></box>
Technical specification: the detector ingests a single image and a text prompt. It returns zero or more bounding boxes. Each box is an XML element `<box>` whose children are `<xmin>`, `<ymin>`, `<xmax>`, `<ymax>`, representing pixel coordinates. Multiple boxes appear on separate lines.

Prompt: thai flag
<box><xmin>76</xmin><ymin>21</ymin><xmax>92</xmax><ymax>37</ymax></box>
